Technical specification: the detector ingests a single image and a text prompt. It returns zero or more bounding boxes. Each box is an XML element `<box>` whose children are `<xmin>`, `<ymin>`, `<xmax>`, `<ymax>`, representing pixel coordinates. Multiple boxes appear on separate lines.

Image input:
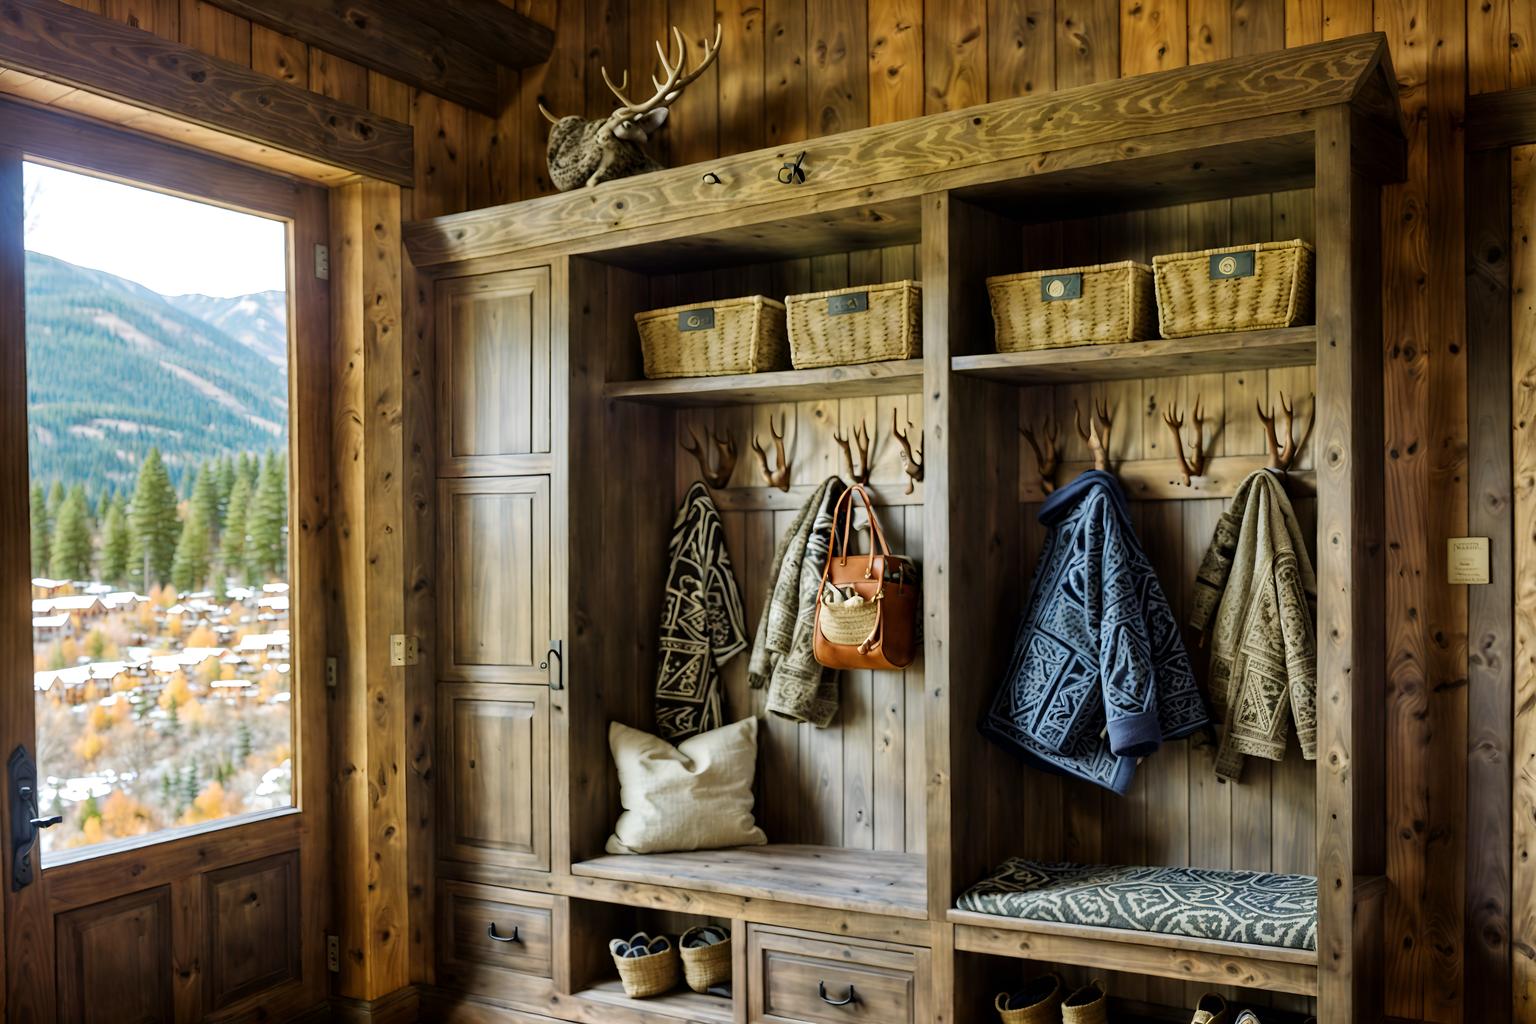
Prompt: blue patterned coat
<box><xmin>981</xmin><ymin>471</ymin><xmax>1208</xmax><ymax>794</ymax></box>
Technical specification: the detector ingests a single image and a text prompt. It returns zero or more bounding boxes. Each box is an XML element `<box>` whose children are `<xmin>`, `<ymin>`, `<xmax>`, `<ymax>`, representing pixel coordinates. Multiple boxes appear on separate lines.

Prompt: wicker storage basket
<box><xmin>610</xmin><ymin>935</ymin><xmax>680</xmax><ymax>998</ymax></box>
<box><xmin>679</xmin><ymin>927</ymin><xmax>731</xmax><ymax>994</ymax></box>
<box><xmin>986</xmin><ymin>262</ymin><xmax>1155</xmax><ymax>351</ymax></box>
<box><xmin>635</xmin><ymin>296</ymin><xmax>787</xmax><ymax>379</ymax></box>
<box><xmin>785</xmin><ymin>280</ymin><xmax>921</xmax><ymax>369</ymax></box>
<box><xmin>1152</xmin><ymin>239</ymin><xmax>1315</xmax><ymax>338</ymax></box>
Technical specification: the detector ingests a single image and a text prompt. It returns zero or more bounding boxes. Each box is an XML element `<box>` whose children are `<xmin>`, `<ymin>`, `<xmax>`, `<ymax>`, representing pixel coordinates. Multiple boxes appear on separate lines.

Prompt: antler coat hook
<box><xmin>682</xmin><ymin>425</ymin><xmax>738</xmax><ymax>488</ymax></box>
<box><xmin>833</xmin><ymin>418</ymin><xmax>871</xmax><ymax>485</ymax></box>
<box><xmin>1163</xmin><ymin>396</ymin><xmax>1210</xmax><ymax>486</ymax></box>
<box><xmin>891</xmin><ymin>408</ymin><xmax>924</xmax><ymax>495</ymax></box>
<box><xmin>1074</xmin><ymin>399</ymin><xmax>1113</xmax><ymax>473</ymax></box>
<box><xmin>1257</xmin><ymin>391</ymin><xmax>1315</xmax><ymax>471</ymax></box>
<box><xmin>1022</xmin><ymin>418</ymin><xmax>1062</xmax><ymax>493</ymax></box>
<box><xmin>751</xmin><ymin>414</ymin><xmax>792</xmax><ymax>491</ymax></box>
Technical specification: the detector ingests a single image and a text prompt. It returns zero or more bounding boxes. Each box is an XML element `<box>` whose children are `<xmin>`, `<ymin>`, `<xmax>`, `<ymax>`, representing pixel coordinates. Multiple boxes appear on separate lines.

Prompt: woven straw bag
<box><xmin>987</xmin><ymin>262</ymin><xmax>1155</xmax><ymax>351</ymax></box>
<box><xmin>994</xmin><ymin>973</ymin><xmax>1063</xmax><ymax>1023</ymax></box>
<box><xmin>818</xmin><ymin>585</ymin><xmax>881</xmax><ymax>646</ymax></box>
<box><xmin>679</xmin><ymin>926</ymin><xmax>731</xmax><ymax>993</ymax></box>
<box><xmin>609</xmin><ymin>934</ymin><xmax>680</xmax><ymax>998</ymax></box>
<box><xmin>1153</xmin><ymin>239</ymin><xmax>1314</xmax><ymax>338</ymax></box>
<box><xmin>635</xmin><ymin>296</ymin><xmax>788</xmax><ymax>379</ymax></box>
<box><xmin>786</xmin><ymin>280</ymin><xmax>921</xmax><ymax>368</ymax></box>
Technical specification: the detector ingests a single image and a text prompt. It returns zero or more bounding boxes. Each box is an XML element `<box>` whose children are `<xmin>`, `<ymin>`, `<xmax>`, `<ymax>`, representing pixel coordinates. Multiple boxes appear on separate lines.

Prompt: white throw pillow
<box><xmin>606</xmin><ymin>717</ymin><xmax>767</xmax><ymax>855</ymax></box>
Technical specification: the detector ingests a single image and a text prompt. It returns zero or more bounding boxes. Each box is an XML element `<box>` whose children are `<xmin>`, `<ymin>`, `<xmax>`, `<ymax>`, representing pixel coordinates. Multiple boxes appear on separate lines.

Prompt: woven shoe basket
<box><xmin>635</xmin><ymin>296</ymin><xmax>788</xmax><ymax>379</ymax></box>
<box><xmin>786</xmin><ymin>280</ymin><xmax>921</xmax><ymax>369</ymax></box>
<box><xmin>1153</xmin><ymin>239</ymin><xmax>1314</xmax><ymax>338</ymax></box>
<box><xmin>679</xmin><ymin>927</ymin><xmax>731</xmax><ymax>994</ymax></box>
<box><xmin>986</xmin><ymin>261</ymin><xmax>1155</xmax><ymax>351</ymax></box>
<box><xmin>609</xmin><ymin>937</ymin><xmax>680</xmax><ymax>998</ymax></box>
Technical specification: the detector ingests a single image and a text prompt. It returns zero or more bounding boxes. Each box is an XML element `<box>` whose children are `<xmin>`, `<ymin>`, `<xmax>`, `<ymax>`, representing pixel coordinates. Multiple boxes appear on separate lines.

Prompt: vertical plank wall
<box><xmin>63</xmin><ymin>0</ymin><xmax>1513</xmax><ymax>1020</ymax></box>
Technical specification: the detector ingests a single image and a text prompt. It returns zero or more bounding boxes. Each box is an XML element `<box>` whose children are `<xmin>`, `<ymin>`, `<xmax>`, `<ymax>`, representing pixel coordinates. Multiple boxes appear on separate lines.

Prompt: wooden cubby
<box><xmin>406</xmin><ymin>33</ymin><xmax>1404</xmax><ymax>1024</ymax></box>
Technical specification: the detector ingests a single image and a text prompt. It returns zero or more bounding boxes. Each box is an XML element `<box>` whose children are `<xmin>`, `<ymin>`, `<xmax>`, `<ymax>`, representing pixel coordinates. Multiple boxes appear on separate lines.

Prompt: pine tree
<box><xmin>100</xmin><ymin>498</ymin><xmax>131</xmax><ymax>587</ymax></box>
<box><xmin>46</xmin><ymin>480</ymin><xmax>65</xmax><ymax>524</ymax></box>
<box><xmin>28</xmin><ymin>482</ymin><xmax>50</xmax><ymax>578</ymax></box>
<box><xmin>191</xmin><ymin>462</ymin><xmax>221</xmax><ymax>541</ymax></box>
<box><xmin>215</xmin><ymin>456</ymin><xmax>236</xmax><ymax>527</ymax></box>
<box><xmin>129</xmin><ymin>448</ymin><xmax>179</xmax><ymax>586</ymax></box>
<box><xmin>236</xmin><ymin>720</ymin><xmax>253</xmax><ymax>763</ymax></box>
<box><xmin>171</xmin><ymin>505</ymin><xmax>212</xmax><ymax>593</ymax></box>
<box><xmin>219</xmin><ymin>473</ymin><xmax>252</xmax><ymax>587</ymax></box>
<box><xmin>48</xmin><ymin>486</ymin><xmax>93</xmax><ymax>581</ymax></box>
<box><xmin>246</xmin><ymin>450</ymin><xmax>287</xmax><ymax>583</ymax></box>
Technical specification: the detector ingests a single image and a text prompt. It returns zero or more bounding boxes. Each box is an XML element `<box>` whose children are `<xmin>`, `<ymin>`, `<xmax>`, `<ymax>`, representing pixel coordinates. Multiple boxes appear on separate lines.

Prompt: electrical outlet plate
<box><xmin>389</xmin><ymin>634</ymin><xmax>419</xmax><ymax>667</ymax></box>
<box><xmin>326</xmin><ymin>934</ymin><xmax>340</xmax><ymax>973</ymax></box>
<box><xmin>325</xmin><ymin>657</ymin><xmax>338</xmax><ymax>688</ymax></box>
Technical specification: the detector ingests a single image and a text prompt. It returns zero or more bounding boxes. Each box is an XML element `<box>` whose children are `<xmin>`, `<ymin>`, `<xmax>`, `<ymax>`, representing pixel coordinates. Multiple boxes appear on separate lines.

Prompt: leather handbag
<box><xmin>812</xmin><ymin>484</ymin><xmax>920</xmax><ymax>671</ymax></box>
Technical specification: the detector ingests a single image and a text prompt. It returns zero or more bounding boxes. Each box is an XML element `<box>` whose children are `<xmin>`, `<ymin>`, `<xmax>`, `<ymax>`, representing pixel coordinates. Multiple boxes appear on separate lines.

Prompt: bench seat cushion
<box><xmin>956</xmin><ymin>859</ymin><xmax>1317</xmax><ymax>951</ymax></box>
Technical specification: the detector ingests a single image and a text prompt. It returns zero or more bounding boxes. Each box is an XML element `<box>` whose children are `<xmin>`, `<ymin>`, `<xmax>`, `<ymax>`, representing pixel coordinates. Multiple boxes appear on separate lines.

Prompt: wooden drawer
<box><xmin>747</xmin><ymin>927</ymin><xmax>931</xmax><ymax>1024</ymax></box>
<box><xmin>438</xmin><ymin>881</ymin><xmax>559</xmax><ymax>999</ymax></box>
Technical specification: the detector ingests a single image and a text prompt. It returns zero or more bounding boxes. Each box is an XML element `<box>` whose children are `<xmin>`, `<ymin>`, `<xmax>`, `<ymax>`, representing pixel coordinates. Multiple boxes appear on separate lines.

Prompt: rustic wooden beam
<box><xmin>1467</xmin><ymin>86</ymin><xmax>1536</xmax><ymax>150</ymax></box>
<box><xmin>205</xmin><ymin>0</ymin><xmax>551</xmax><ymax>115</ymax></box>
<box><xmin>0</xmin><ymin>0</ymin><xmax>412</xmax><ymax>185</ymax></box>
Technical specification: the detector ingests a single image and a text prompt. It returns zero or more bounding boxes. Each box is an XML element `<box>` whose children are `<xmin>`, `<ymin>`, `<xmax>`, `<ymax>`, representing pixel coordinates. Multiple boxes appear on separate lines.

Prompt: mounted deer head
<box><xmin>538</xmin><ymin>25</ymin><xmax>722</xmax><ymax>191</ymax></box>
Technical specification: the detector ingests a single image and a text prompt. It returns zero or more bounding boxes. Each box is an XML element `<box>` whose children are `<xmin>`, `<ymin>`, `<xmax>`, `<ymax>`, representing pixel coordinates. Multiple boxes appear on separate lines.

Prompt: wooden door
<box><xmin>0</xmin><ymin>107</ymin><xmax>331</xmax><ymax>1022</ymax></box>
<box><xmin>436</xmin><ymin>683</ymin><xmax>551</xmax><ymax>871</ymax></box>
<box><xmin>436</xmin><ymin>268</ymin><xmax>553</xmax><ymax>476</ymax></box>
<box><xmin>438</xmin><ymin>477</ymin><xmax>554</xmax><ymax>684</ymax></box>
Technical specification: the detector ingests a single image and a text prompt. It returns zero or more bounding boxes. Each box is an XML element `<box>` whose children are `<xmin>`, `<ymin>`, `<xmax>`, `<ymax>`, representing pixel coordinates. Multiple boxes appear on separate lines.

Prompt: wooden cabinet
<box><xmin>437</xmin><ymin>881</ymin><xmax>559</xmax><ymax>999</ymax></box>
<box><xmin>437</xmin><ymin>683</ymin><xmax>551</xmax><ymax>871</ymax></box>
<box><xmin>438</xmin><ymin>476</ymin><xmax>552</xmax><ymax>684</ymax></box>
<box><xmin>436</xmin><ymin>267</ymin><xmax>553</xmax><ymax>475</ymax></box>
<box><xmin>747</xmin><ymin>927</ymin><xmax>930</xmax><ymax>1024</ymax></box>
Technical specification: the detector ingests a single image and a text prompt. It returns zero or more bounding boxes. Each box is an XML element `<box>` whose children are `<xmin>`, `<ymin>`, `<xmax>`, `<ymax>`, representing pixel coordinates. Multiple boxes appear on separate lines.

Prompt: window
<box><xmin>24</xmin><ymin>162</ymin><xmax>294</xmax><ymax>854</ymax></box>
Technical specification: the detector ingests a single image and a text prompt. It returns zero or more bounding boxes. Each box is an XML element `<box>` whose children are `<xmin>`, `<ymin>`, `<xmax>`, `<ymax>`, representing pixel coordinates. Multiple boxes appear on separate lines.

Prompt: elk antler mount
<box><xmin>538</xmin><ymin>25</ymin><xmax>722</xmax><ymax>191</ymax></box>
<box><xmin>891</xmin><ymin>409</ymin><xmax>924</xmax><ymax>495</ymax></box>
<box><xmin>833</xmin><ymin>418</ymin><xmax>871</xmax><ymax>485</ymax></box>
<box><xmin>682</xmin><ymin>425</ymin><xmax>738</xmax><ymax>489</ymax></box>
<box><xmin>1163</xmin><ymin>396</ymin><xmax>1210</xmax><ymax>486</ymax></box>
<box><xmin>1074</xmin><ymin>399</ymin><xmax>1114</xmax><ymax>473</ymax></box>
<box><xmin>751</xmin><ymin>414</ymin><xmax>792</xmax><ymax>492</ymax></box>
<box><xmin>1022</xmin><ymin>418</ymin><xmax>1062</xmax><ymax>493</ymax></box>
<box><xmin>1257</xmin><ymin>391</ymin><xmax>1315</xmax><ymax>472</ymax></box>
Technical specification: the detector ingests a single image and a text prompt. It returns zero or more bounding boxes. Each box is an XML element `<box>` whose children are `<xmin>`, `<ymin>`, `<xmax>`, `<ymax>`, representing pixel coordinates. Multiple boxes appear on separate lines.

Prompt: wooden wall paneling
<box><xmin>716</xmin><ymin>0</ymin><xmax>765</xmax><ymax>150</ymax></box>
<box><xmin>178</xmin><ymin>0</ymin><xmax>250</xmax><ymax>65</ymax></box>
<box><xmin>1188</xmin><ymin>0</ymin><xmax>1232</xmax><ymax>65</ymax></box>
<box><xmin>414</xmin><ymin>92</ymin><xmax>469</xmax><ymax>222</ymax></box>
<box><xmin>989</xmin><ymin>0</ymin><xmax>1055</xmax><ymax>100</ymax></box>
<box><xmin>1321</xmin><ymin>0</ymin><xmax>1372</xmax><ymax>40</ymax></box>
<box><xmin>329</xmin><ymin>180</ymin><xmax>410</xmax><ymax>1001</ymax></box>
<box><xmin>1514</xmin><ymin>2</ymin><xmax>1536</xmax><ymax>90</ymax></box>
<box><xmin>923</xmin><ymin>0</ymin><xmax>985</xmax><ymax>113</ymax></box>
<box><xmin>54</xmin><ymin>887</ymin><xmax>175</xmax><ymax>1024</ymax></box>
<box><xmin>249</xmin><ymin>23</ymin><xmax>306</xmax><ymax>84</ymax></box>
<box><xmin>1055</xmin><ymin>0</ymin><xmax>1120</xmax><ymax>87</ymax></box>
<box><xmin>869</xmin><ymin>0</ymin><xmax>923</xmax><ymax>123</ymax></box>
<box><xmin>1231</xmin><ymin>0</ymin><xmax>1284</xmax><ymax>55</ymax></box>
<box><xmin>1380</xmin><ymin>0</ymin><xmax>1432</xmax><ymax>1015</ymax></box>
<box><xmin>1463</xmin><ymin>145</ymin><xmax>1512</xmax><ymax>1024</ymax></box>
<box><xmin>105</xmin><ymin>0</ymin><xmax>179</xmax><ymax>39</ymax></box>
<box><xmin>666</xmin><ymin>0</ymin><xmax>721</xmax><ymax>168</ymax></box>
<box><xmin>763</xmin><ymin>0</ymin><xmax>809</xmax><ymax>145</ymax></box>
<box><xmin>307</xmin><ymin>46</ymin><xmax>367</xmax><ymax>106</ymax></box>
<box><xmin>1313</xmin><ymin>104</ymin><xmax>1387</xmax><ymax>1024</ymax></box>
<box><xmin>1468</xmin><ymin>0</ymin><xmax>1509</xmax><ymax>95</ymax></box>
<box><xmin>1512</xmin><ymin>141</ymin><xmax>1536</xmax><ymax>1020</ymax></box>
<box><xmin>1120</xmin><ymin>0</ymin><xmax>1187</xmax><ymax>75</ymax></box>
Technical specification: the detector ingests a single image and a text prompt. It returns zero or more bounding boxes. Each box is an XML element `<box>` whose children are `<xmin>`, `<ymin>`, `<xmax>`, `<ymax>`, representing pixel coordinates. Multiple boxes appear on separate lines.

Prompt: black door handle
<box><xmin>30</xmin><ymin>816</ymin><xmax>62</xmax><ymax>829</ymax></box>
<box><xmin>818</xmin><ymin>981</ymin><xmax>856</xmax><ymax>1006</ymax></box>
<box><xmin>9</xmin><ymin>745</ymin><xmax>46</xmax><ymax>891</ymax></box>
<box><xmin>487</xmin><ymin>923</ymin><xmax>521</xmax><ymax>943</ymax></box>
<box><xmin>540</xmin><ymin>639</ymin><xmax>563</xmax><ymax>690</ymax></box>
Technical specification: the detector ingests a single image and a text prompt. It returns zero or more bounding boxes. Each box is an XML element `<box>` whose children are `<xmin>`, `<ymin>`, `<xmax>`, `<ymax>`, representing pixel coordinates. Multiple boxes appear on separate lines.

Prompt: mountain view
<box><xmin>25</xmin><ymin>252</ymin><xmax>288</xmax><ymax>499</ymax></box>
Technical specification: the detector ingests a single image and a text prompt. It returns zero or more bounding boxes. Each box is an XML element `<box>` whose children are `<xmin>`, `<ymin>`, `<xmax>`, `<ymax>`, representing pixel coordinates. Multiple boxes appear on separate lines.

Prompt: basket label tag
<box><xmin>677</xmin><ymin>308</ymin><xmax>716</xmax><ymax>331</ymax></box>
<box><xmin>1040</xmin><ymin>274</ymin><xmax>1083</xmax><ymax>302</ymax></box>
<box><xmin>827</xmin><ymin>292</ymin><xmax>868</xmax><ymax>316</ymax></box>
<box><xmin>1209</xmin><ymin>251</ymin><xmax>1256</xmax><ymax>279</ymax></box>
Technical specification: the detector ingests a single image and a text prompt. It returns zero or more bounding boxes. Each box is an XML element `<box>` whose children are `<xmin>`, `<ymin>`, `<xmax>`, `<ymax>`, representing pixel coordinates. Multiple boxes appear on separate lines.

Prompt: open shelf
<box><xmin>604</xmin><ymin>359</ymin><xmax>924</xmax><ymax>406</ymax></box>
<box><xmin>951</xmin><ymin>325</ymin><xmax>1316</xmax><ymax>385</ymax></box>
<box><xmin>948</xmin><ymin>909</ymin><xmax>1318</xmax><ymax>997</ymax></box>
<box><xmin>571</xmin><ymin>845</ymin><xmax>928</xmax><ymax>920</ymax></box>
<box><xmin>575</xmin><ymin>979</ymin><xmax>733</xmax><ymax>1024</ymax></box>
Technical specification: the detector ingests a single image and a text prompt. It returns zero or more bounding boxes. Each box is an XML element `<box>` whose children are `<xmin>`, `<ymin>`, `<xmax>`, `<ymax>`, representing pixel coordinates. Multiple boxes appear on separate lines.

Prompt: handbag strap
<box><xmin>833</xmin><ymin>484</ymin><xmax>892</xmax><ymax>573</ymax></box>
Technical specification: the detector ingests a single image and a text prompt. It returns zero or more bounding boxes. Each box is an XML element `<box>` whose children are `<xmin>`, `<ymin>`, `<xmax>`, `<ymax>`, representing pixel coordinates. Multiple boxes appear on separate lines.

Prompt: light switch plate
<box><xmin>1447</xmin><ymin>537</ymin><xmax>1490</xmax><ymax>585</ymax></box>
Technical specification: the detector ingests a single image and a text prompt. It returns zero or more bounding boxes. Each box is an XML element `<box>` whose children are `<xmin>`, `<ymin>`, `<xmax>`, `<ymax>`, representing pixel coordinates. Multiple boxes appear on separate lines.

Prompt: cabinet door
<box><xmin>439</xmin><ymin>476</ymin><xmax>552</xmax><ymax>683</ymax></box>
<box><xmin>436</xmin><ymin>267</ymin><xmax>552</xmax><ymax>475</ymax></box>
<box><xmin>437</xmin><ymin>684</ymin><xmax>551</xmax><ymax>871</ymax></box>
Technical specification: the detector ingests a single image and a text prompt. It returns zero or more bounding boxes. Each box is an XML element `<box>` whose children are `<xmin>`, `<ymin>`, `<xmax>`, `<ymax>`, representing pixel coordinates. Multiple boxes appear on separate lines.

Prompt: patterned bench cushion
<box><xmin>956</xmin><ymin>859</ymin><xmax>1317</xmax><ymax>951</ymax></box>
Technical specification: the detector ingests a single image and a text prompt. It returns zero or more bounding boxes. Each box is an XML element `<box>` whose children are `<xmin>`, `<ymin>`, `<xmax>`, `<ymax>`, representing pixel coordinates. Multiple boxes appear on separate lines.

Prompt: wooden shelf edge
<box><xmin>951</xmin><ymin>326</ymin><xmax>1317</xmax><ymax>385</ymax></box>
<box><xmin>573</xmin><ymin>981</ymin><xmax>734</xmax><ymax>1024</ymax></box>
<box><xmin>948</xmin><ymin>910</ymin><xmax>1318</xmax><ymax>997</ymax></box>
<box><xmin>604</xmin><ymin>360</ymin><xmax>924</xmax><ymax>406</ymax></box>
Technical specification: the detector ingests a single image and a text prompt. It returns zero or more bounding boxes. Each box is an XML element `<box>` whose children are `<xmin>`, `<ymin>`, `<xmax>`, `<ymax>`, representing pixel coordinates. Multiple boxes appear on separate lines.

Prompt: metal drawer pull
<box><xmin>487</xmin><ymin>923</ymin><xmax>521</xmax><ymax>943</ymax></box>
<box><xmin>818</xmin><ymin>981</ymin><xmax>856</xmax><ymax>1006</ymax></box>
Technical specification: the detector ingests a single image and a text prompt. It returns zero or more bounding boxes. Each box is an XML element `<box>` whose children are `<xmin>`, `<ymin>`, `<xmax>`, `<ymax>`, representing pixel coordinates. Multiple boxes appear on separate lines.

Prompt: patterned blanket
<box><xmin>1190</xmin><ymin>469</ymin><xmax>1317</xmax><ymax>781</ymax></box>
<box><xmin>956</xmin><ymin>858</ymin><xmax>1318</xmax><ymax>951</ymax></box>
<box><xmin>747</xmin><ymin>477</ymin><xmax>846</xmax><ymax>727</ymax></box>
<box><xmin>980</xmin><ymin>470</ymin><xmax>1207</xmax><ymax>794</ymax></box>
<box><xmin>654</xmin><ymin>482</ymin><xmax>747</xmax><ymax>740</ymax></box>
